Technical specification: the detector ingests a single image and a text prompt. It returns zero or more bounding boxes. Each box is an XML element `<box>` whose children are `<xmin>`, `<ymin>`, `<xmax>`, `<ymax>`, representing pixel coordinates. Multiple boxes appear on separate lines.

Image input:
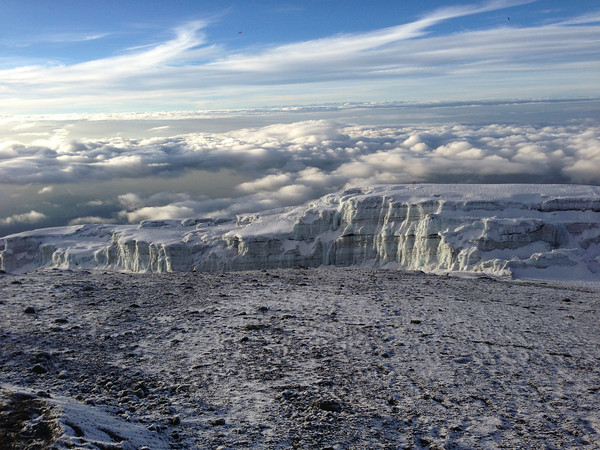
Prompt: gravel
<box><xmin>1</xmin><ymin>267</ymin><xmax>599</xmax><ymax>448</ymax></box>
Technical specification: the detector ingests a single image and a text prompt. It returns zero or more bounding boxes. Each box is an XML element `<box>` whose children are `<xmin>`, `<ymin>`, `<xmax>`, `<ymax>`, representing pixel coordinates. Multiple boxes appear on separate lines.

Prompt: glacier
<box><xmin>1</xmin><ymin>184</ymin><xmax>600</xmax><ymax>280</ymax></box>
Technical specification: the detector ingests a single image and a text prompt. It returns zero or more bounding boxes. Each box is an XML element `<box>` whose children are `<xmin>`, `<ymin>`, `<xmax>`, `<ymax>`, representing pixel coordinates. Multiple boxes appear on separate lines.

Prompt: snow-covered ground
<box><xmin>2</xmin><ymin>184</ymin><xmax>600</xmax><ymax>281</ymax></box>
<box><xmin>1</xmin><ymin>267</ymin><xmax>599</xmax><ymax>448</ymax></box>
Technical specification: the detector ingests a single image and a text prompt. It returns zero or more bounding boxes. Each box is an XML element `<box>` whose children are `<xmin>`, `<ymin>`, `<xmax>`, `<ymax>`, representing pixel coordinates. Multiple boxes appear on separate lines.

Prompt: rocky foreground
<box><xmin>1</xmin><ymin>268</ymin><xmax>599</xmax><ymax>448</ymax></box>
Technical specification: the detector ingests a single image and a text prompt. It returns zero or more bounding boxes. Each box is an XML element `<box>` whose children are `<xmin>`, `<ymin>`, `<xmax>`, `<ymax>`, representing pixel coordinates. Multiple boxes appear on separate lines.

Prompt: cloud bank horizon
<box><xmin>1</xmin><ymin>100</ymin><xmax>599</xmax><ymax>236</ymax></box>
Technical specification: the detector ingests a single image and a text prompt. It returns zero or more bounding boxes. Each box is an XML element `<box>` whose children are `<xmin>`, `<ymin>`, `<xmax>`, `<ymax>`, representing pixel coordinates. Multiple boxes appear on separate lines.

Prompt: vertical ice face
<box><xmin>1</xmin><ymin>184</ymin><xmax>599</xmax><ymax>280</ymax></box>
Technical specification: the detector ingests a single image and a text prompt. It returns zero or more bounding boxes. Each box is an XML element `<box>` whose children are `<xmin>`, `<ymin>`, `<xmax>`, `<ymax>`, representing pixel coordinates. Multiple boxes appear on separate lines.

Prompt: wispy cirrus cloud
<box><xmin>209</xmin><ymin>0</ymin><xmax>536</xmax><ymax>73</ymax></box>
<box><xmin>0</xmin><ymin>1</ymin><xmax>597</xmax><ymax>113</ymax></box>
<box><xmin>0</xmin><ymin>31</ymin><xmax>111</xmax><ymax>50</ymax></box>
<box><xmin>2</xmin><ymin>21</ymin><xmax>211</xmax><ymax>86</ymax></box>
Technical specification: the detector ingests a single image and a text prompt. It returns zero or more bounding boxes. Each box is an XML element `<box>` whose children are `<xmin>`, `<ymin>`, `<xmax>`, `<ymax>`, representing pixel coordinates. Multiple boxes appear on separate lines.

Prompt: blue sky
<box><xmin>0</xmin><ymin>0</ymin><xmax>598</xmax><ymax>113</ymax></box>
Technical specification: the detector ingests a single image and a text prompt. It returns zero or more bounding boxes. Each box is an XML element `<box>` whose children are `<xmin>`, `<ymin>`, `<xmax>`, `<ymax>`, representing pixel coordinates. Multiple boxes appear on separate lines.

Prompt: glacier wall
<box><xmin>1</xmin><ymin>184</ymin><xmax>600</xmax><ymax>280</ymax></box>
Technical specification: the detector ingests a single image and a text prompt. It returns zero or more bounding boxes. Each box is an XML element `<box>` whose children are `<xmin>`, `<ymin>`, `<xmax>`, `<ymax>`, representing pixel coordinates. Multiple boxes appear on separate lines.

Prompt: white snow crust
<box><xmin>2</xmin><ymin>184</ymin><xmax>600</xmax><ymax>280</ymax></box>
<box><xmin>0</xmin><ymin>384</ymin><xmax>169</xmax><ymax>449</ymax></box>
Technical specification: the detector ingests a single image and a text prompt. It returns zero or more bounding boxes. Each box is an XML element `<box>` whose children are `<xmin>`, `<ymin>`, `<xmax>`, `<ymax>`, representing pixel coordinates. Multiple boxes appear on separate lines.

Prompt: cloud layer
<box><xmin>1</xmin><ymin>117</ymin><xmax>599</xmax><ymax>235</ymax></box>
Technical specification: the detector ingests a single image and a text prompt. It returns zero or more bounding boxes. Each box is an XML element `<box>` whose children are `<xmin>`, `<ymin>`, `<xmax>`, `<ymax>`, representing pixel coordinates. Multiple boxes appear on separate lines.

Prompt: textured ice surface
<box><xmin>1</xmin><ymin>184</ymin><xmax>599</xmax><ymax>280</ymax></box>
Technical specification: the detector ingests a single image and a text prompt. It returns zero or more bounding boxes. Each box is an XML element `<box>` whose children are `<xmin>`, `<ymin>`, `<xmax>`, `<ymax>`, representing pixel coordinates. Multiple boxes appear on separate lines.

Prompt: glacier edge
<box><xmin>1</xmin><ymin>184</ymin><xmax>599</xmax><ymax>281</ymax></box>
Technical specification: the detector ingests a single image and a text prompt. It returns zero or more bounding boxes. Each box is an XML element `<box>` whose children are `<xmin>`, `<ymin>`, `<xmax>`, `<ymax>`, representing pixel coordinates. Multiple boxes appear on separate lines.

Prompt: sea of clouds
<box><xmin>1</xmin><ymin>112</ymin><xmax>599</xmax><ymax>236</ymax></box>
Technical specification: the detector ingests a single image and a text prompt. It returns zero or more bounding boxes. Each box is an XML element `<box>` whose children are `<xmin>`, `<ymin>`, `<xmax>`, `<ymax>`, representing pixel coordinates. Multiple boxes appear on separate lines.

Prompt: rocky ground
<box><xmin>1</xmin><ymin>268</ymin><xmax>599</xmax><ymax>449</ymax></box>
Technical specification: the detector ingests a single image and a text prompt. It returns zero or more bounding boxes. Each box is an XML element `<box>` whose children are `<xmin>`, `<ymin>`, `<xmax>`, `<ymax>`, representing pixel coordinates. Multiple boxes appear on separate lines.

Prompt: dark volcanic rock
<box><xmin>30</xmin><ymin>364</ymin><xmax>48</xmax><ymax>375</ymax></box>
<box><xmin>313</xmin><ymin>400</ymin><xmax>342</xmax><ymax>412</ymax></box>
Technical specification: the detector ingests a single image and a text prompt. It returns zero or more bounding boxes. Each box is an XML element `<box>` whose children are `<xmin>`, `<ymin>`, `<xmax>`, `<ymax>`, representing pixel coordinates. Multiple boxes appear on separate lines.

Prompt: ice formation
<box><xmin>1</xmin><ymin>184</ymin><xmax>599</xmax><ymax>280</ymax></box>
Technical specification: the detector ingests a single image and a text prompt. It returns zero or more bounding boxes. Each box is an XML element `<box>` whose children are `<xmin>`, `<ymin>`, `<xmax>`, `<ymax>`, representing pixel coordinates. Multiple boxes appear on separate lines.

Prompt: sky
<box><xmin>1</xmin><ymin>0</ymin><xmax>599</xmax><ymax>112</ymax></box>
<box><xmin>0</xmin><ymin>0</ymin><xmax>599</xmax><ymax>236</ymax></box>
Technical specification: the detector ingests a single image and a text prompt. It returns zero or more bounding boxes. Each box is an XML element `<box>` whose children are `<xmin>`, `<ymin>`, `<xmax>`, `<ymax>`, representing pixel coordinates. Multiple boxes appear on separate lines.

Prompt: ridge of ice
<box><xmin>1</xmin><ymin>184</ymin><xmax>599</xmax><ymax>280</ymax></box>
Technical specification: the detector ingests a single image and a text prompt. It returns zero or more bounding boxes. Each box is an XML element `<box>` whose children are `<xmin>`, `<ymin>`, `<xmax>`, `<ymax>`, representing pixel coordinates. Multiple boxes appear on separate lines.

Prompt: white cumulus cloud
<box><xmin>2</xmin><ymin>118</ymin><xmax>599</xmax><ymax>189</ymax></box>
<box><xmin>69</xmin><ymin>216</ymin><xmax>117</xmax><ymax>225</ymax></box>
<box><xmin>0</xmin><ymin>210</ymin><xmax>47</xmax><ymax>225</ymax></box>
<box><xmin>1</xmin><ymin>114</ymin><xmax>599</xmax><ymax>230</ymax></box>
<box><xmin>38</xmin><ymin>186</ymin><xmax>54</xmax><ymax>194</ymax></box>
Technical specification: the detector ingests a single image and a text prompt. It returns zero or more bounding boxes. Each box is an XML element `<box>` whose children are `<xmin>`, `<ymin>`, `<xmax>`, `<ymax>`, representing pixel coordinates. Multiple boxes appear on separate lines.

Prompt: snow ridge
<box><xmin>1</xmin><ymin>184</ymin><xmax>599</xmax><ymax>280</ymax></box>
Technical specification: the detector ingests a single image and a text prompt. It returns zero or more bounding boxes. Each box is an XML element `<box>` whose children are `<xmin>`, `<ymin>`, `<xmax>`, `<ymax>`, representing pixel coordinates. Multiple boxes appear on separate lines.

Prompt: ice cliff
<box><xmin>2</xmin><ymin>184</ymin><xmax>600</xmax><ymax>280</ymax></box>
